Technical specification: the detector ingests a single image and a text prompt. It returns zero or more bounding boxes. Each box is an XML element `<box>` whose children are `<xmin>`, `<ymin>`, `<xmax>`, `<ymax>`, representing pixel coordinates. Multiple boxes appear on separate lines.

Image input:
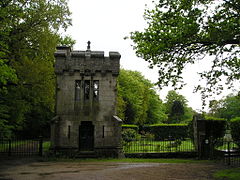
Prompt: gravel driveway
<box><xmin>0</xmin><ymin>159</ymin><xmax>224</xmax><ymax>180</ymax></box>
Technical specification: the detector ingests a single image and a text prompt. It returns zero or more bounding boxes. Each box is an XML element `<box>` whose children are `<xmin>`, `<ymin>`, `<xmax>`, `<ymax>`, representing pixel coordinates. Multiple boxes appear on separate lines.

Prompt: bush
<box><xmin>230</xmin><ymin>117</ymin><xmax>240</xmax><ymax>143</ymax></box>
<box><xmin>122</xmin><ymin>124</ymin><xmax>139</xmax><ymax>132</ymax></box>
<box><xmin>142</xmin><ymin>124</ymin><xmax>189</xmax><ymax>140</ymax></box>
<box><xmin>121</xmin><ymin>128</ymin><xmax>139</xmax><ymax>143</ymax></box>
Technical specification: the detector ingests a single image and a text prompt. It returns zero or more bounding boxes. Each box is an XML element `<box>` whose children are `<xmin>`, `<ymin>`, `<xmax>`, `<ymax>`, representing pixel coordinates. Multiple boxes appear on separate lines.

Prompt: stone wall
<box><xmin>51</xmin><ymin>46</ymin><xmax>123</xmax><ymax>157</ymax></box>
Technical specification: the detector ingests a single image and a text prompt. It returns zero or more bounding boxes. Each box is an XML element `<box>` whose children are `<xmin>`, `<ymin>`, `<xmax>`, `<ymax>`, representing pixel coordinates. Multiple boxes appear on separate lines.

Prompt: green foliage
<box><xmin>210</xmin><ymin>94</ymin><xmax>240</xmax><ymax>120</ymax></box>
<box><xmin>213</xmin><ymin>168</ymin><xmax>240</xmax><ymax>180</ymax></box>
<box><xmin>121</xmin><ymin>128</ymin><xmax>140</xmax><ymax>143</ymax></box>
<box><xmin>204</xmin><ymin>117</ymin><xmax>227</xmax><ymax>140</ymax></box>
<box><xmin>142</xmin><ymin>124</ymin><xmax>189</xmax><ymax>140</ymax></box>
<box><xmin>230</xmin><ymin>117</ymin><xmax>240</xmax><ymax>143</ymax></box>
<box><xmin>122</xmin><ymin>124</ymin><xmax>139</xmax><ymax>132</ymax></box>
<box><xmin>117</xmin><ymin>69</ymin><xmax>167</xmax><ymax>125</ymax></box>
<box><xmin>164</xmin><ymin>90</ymin><xmax>194</xmax><ymax>123</ymax></box>
<box><xmin>129</xmin><ymin>0</ymin><xmax>240</xmax><ymax>95</ymax></box>
<box><xmin>0</xmin><ymin>0</ymin><xmax>72</xmax><ymax>137</ymax></box>
<box><xmin>58</xmin><ymin>35</ymin><xmax>76</xmax><ymax>48</ymax></box>
<box><xmin>204</xmin><ymin>116</ymin><xmax>225</xmax><ymax>121</ymax></box>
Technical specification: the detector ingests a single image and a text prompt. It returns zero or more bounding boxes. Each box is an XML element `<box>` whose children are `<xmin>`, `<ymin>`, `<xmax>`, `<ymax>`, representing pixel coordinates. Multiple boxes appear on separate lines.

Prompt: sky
<box><xmin>65</xmin><ymin>0</ymin><xmax>235</xmax><ymax>111</ymax></box>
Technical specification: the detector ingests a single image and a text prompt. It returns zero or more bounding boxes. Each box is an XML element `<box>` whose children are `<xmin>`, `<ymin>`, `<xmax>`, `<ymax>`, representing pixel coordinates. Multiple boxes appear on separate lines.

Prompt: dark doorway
<box><xmin>79</xmin><ymin>121</ymin><xmax>94</xmax><ymax>151</ymax></box>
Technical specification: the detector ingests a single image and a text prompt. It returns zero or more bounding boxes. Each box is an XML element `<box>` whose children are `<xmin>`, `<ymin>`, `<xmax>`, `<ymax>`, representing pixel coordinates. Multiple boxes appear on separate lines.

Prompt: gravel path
<box><xmin>0</xmin><ymin>159</ymin><xmax>224</xmax><ymax>180</ymax></box>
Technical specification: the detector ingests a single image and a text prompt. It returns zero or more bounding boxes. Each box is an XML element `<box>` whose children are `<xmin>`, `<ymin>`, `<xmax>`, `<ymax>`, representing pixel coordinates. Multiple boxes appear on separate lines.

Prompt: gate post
<box><xmin>193</xmin><ymin>114</ymin><xmax>208</xmax><ymax>159</ymax></box>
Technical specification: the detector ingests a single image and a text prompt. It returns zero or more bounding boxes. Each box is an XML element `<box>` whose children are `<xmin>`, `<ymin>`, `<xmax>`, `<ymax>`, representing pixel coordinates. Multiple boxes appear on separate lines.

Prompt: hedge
<box><xmin>204</xmin><ymin>117</ymin><xmax>226</xmax><ymax>140</ymax></box>
<box><xmin>122</xmin><ymin>124</ymin><xmax>139</xmax><ymax>132</ymax></box>
<box><xmin>230</xmin><ymin>117</ymin><xmax>240</xmax><ymax>142</ymax></box>
<box><xmin>142</xmin><ymin>124</ymin><xmax>189</xmax><ymax>140</ymax></box>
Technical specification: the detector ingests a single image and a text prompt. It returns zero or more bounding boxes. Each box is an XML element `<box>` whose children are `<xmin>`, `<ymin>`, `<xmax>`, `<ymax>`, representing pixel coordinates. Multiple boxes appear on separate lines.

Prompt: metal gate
<box><xmin>0</xmin><ymin>138</ymin><xmax>43</xmax><ymax>157</ymax></box>
<box><xmin>212</xmin><ymin>138</ymin><xmax>240</xmax><ymax>166</ymax></box>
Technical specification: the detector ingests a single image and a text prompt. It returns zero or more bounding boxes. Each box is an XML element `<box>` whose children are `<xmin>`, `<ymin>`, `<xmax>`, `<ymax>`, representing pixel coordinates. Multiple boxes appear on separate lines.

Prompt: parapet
<box><xmin>54</xmin><ymin>46</ymin><xmax>121</xmax><ymax>76</ymax></box>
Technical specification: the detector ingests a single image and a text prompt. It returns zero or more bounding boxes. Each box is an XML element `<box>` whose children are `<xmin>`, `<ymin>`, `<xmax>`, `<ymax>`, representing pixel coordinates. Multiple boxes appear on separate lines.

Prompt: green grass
<box><xmin>215</xmin><ymin>142</ymin><xmax>239</xmax><ymax>151</ymax></box>
<box><xmin>213</xmin><ymin>168</ymin><xmax>240</xmax><ymax>180</ymax></box>
<box><xmin>43</xmin><ymin>141</ymin><xmax>51</xmax><ymax>152</ymax></box>
<box><xmin>0</xmin><ymin>140</ymin><xmax>29</xmax><ymax>151</ymax></box>
<box><xmin>124</xmin><ymin>139</ymin><xmax>195</xmax><ymax>153</ymax></box>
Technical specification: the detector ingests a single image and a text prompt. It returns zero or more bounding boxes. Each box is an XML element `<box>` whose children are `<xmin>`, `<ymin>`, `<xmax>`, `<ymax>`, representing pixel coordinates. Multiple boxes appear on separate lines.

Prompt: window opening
<box><xmin>75</xmin><ymin>80</ymin><xmax>81</xmax><ymax>101</ymax></box>
<box><xmin>68</xmin><ymin>125</ymin><xmax>71</xmax><ymax>139</ymax></box>
<box><xmin>102</xmin><ymin>126</ymin><xmax>105</xmax><ymax>138</ymax></box>
<box><xmin>84</xmin><ymin>80</ymin><xmax>90</xmax><ymax>100</ymax></box>
<box><xmin>93</xmin><ymin>80</ymin><xmax>99</xmax><ymax>101</ymax></box>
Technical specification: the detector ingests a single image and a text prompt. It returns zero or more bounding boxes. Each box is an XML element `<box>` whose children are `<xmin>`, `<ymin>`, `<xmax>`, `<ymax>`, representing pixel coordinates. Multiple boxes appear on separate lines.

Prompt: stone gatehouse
<box><xmin>51</xmin><ymin>42</ymin><xmax>122</xmax><ymax>157</ymax></box>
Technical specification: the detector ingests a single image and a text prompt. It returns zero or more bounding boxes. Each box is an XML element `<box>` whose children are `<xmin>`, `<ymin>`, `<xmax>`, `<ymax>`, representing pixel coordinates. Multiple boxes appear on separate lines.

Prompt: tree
<box><xmin>209</xmin><ymin>94</ymin><xmax>240</xmax><ymax>121</ymax></box>
<box><xmin>129</xmin><ymin>0</ymin><xmax>240</xmax><ymax>95</ymax></box>
<box><xmin>117</xmin><ymin>69</ymin><xmax>167</xmax><ymax>125</ymax></box>
<box><xmin>164</xmin><ymin>90</ymin><xmax>193</xmax><ymax>123</ymax></box>
<box><xmin>0</xmin><ymin>0</ymin><xmax>72</xmax><ymax>137</ymax></box>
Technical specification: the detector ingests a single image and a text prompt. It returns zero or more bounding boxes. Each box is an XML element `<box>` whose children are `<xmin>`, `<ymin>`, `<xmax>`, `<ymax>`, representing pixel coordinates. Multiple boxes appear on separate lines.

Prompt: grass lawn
<box><xmin>124</xmin><ymin>139</ymin><xmax>195</xmax><ymax>153</ymax></box>
<box><xmin>213</xmin><ymin>168</ymin><xmax>240</xmax><ymax>180</ymax></box>
<box><xmin>0</xmin><ymin>140</ymin><xmax>31</xmax><ymax>151</ymax></box>
<box><xmin>43</xmin><ymin>141</ymin><xmax>51</xmax><ymax>152</ymax></box>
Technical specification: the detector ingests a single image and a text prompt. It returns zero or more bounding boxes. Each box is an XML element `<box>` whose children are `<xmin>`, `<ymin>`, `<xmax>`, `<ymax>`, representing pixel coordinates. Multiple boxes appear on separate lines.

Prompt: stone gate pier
<box><xmin>51</xmin><ymin>43</ymin><xmax>123</xmax><ymax>157</ymax></box>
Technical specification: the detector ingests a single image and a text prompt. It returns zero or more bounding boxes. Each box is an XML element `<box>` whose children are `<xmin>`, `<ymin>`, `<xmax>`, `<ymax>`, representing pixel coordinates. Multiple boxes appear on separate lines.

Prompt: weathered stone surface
<box><xmin>51</xmin><ymin>45</ymin><xmax>123</xmax><ymax>157</ymax></box>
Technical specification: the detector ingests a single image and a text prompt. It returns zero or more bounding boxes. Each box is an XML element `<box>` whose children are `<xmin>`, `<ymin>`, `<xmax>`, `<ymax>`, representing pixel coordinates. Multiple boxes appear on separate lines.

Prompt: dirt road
<box><xmin>0</xmin><ymin>159</ymin><xmax>224</xmax><ymax>180</ymax></box>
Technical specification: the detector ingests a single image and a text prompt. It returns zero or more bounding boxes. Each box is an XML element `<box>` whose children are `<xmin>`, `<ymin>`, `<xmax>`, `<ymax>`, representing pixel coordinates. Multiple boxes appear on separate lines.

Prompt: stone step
<box><xmin>75</xmin><ymin>151</ymin><xmax>98</xmax><ymax>158</ymax></box>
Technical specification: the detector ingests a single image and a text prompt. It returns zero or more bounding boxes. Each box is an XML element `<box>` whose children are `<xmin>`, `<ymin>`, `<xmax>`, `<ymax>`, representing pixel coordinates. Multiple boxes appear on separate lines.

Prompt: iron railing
<box><xmin>123</xmin><ymin>138</ymin><xmax>195</xmax><ymax>153</ymax></box>
<box><xmin>0</xmin><ymin>137</ymin><xmax>43</xmax><ymax>157</ymax></box>
<box><xmin>213</xmin><ymin>139</ymin><xmax>240</xmax><ymax>166</ymax></box>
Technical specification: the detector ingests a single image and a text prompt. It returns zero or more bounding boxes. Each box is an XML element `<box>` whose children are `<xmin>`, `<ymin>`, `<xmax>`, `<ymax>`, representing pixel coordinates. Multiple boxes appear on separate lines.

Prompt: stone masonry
<box><xmin>51</xmin><ymin>43</ymin><xmax>123</xmax><ymax>157</ymax></box>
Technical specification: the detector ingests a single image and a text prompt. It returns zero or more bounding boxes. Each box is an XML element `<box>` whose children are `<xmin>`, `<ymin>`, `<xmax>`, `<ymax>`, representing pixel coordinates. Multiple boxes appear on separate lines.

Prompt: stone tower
<box><xmin>51</xmin><ymin>43</ymin><xmax>122</xmax><ymax>157</ymax></box>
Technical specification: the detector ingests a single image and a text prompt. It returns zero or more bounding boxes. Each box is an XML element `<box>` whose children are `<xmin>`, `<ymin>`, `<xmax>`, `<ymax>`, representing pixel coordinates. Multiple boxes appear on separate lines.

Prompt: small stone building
<box><xmin>51</xmin><ymin>43</ymin><xmax>122</xmax><ymax>157</ymax></box>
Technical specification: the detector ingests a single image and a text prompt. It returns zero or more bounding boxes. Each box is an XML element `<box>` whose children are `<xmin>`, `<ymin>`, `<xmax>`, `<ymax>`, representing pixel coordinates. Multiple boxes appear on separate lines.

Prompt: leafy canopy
<box><xmin>0</xmin><ymin>0</ymin><xmax>72</xmax><ymax>137</ymax></box>
<box><xmin>129</xmin><ymin>0</ymin><xmax>240</xmax><ymax>95</ymax></box>
<box><xmin>117</xmin><ymin>69</ymin><xmax>167</xmax><ymax>125</ymax></box>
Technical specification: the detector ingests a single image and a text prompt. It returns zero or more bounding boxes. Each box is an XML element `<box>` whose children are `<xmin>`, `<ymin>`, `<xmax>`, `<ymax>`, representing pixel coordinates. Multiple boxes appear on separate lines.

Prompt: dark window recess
<box><xmin>93</xmin><ymin>80</ymin><xmax>99</xmax><ymax>100</ymax></box>
<box><xmin>84</xmin><ymin>80</ymin><xmax>90</xmax><ymax>100</ymax></box>
<box><xmin>68</xmin><ymin>125</ymin><xmax>71</xmax><ymax>139</ymax></box>
<box><xmin>75</xmin><ymin>80</ymin><xmax>81</xmax><ymax>101</ymax></box>
<box><xmin>102</xmin><ymin>126</ymin><xmax>105</xmax><ymax>138</ymax></box>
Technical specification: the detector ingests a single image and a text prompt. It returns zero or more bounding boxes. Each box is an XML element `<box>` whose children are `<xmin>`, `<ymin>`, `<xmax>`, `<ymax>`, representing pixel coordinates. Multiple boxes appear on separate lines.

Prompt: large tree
<box><xmin>0</xmin><ymin>0</ymin><xmax>72</xmax><ymax>137</ymax></box>
<box><xmin>129</xmin><ymin>0</ymin><xmax>240</xmax><ymax>95</ymax></box>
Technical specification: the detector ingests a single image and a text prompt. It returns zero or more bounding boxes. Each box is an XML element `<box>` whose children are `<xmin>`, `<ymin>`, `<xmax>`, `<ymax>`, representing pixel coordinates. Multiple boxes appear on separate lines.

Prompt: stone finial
<box><xmin>87</xmin><ymin>41</ymin><xmax>91</xmax><ymax>51</ymax></box>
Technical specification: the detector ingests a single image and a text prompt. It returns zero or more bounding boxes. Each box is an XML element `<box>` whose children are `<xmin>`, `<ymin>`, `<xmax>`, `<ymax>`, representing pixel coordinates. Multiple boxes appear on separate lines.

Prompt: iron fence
<box><xmin>123</xmin><ymin>138</ymin><xmax>195</xmax><ymax>153</ymax></box>
<box><xmin>0</xmin><ymin>138</ymin><xmax>43</xmax><ymax>157</ymax></box>
<box><xmin>213</xmin><ymin>139</ymin><xmax>240</xmax><ymax>166</ymax></box>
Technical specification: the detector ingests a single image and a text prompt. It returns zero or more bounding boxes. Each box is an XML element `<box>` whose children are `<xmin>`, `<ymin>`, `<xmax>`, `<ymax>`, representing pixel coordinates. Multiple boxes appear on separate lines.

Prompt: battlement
<box><xmin>54</xmin><ymin>46</ymin><xmax>121</xmax><ymax>75</ymax></box>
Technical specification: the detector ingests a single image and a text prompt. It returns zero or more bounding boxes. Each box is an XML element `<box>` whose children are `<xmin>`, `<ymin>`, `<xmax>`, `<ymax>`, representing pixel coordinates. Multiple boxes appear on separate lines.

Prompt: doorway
<box><xmin>79</xmin><ymin>121</ymin><xmax>94</xmax><ymax>151</ymax></box>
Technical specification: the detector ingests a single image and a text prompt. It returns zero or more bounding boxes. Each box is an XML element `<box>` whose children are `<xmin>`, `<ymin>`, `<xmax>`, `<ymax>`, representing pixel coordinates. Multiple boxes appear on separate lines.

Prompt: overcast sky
<box><xmin>65</xmin><ymin>0</ymin><xmax>235</xmax><ymax>111</ymax></box>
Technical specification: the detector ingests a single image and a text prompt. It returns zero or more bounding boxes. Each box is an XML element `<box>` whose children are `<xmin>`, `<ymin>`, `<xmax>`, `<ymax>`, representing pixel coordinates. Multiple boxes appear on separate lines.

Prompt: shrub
<box><xmin>142</xmin><ymin>124</ymin><xmax>189</xmax><ymax>140</ymax></box>
<box><xmin>121</xmin><ymin>128</ymin><xmax>139</xmax><ymax>143</ymax></box>
<box><xmin>122</xmin><ymin>124</ymin><xmax>139</xmax><ymax>132</ymax></box>
<box><xmin>230</xmin><ymin>117</ymin><xmax>240</xmax><ymax>146</ymax></box>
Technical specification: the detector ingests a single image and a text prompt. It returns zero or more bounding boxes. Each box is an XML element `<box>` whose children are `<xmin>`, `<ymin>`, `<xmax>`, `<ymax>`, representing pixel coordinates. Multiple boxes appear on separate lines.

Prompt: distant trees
<box><xmin>208</xmin><ymin>94</ymin><xmax>240</xmax><ymax>121</ymax></box>
<box><xmin>117</xmin><ymin>70</ymin><xmax>193</xmax><ymax>125</ymax></box>
<box><xmin>164</xmin><ymin>90</ymin><xmax>194</xmax><ymax>124</ymax></box>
